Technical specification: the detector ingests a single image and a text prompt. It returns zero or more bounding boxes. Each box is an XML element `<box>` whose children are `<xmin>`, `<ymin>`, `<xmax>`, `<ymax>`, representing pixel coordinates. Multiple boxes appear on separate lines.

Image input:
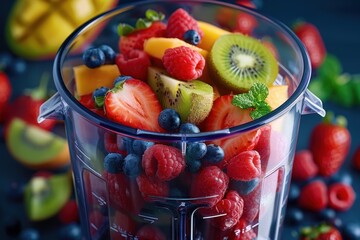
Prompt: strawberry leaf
<box><xmin>136</xmin><ymin>18</ymin><xmax>152</xmax><ymax>30</ymax></box>
<box><xmin>145</xmin><ymin>9</ymin><xmax>165</xmax><ymax>21</ymax></box>
<box><xmin>118</xmin><ymin>23</ymin><xmax>135</xmax><ymax>36</ymax></box>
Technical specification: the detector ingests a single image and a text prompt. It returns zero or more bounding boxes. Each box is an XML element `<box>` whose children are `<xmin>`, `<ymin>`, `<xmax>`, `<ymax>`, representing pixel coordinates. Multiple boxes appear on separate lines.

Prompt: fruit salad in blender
<box><xmin>72</xmin><ymin>7</ymin><xmax>290</xmax><ymax>240</ymax></box>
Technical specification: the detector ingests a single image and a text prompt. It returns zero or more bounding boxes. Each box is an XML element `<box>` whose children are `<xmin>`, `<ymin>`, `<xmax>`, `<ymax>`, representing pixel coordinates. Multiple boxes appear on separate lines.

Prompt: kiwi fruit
<box><xmin>148</xmin><ymin>67</ymin><xmax>214</xmax><ymax>124</ymax></box>
<box><xmin>208</xmin><ymin>33</ymin><xmax>279</xmax><ymax>93</ymax></box>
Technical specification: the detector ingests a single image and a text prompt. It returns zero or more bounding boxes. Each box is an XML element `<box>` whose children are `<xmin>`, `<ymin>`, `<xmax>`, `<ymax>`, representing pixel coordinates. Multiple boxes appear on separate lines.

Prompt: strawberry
<box><xmin>4</xmin><ymin>73</ymin><xmax>56</xmax><ymax>131</ymax></box>
<box><xmin>115</xmin><ymin>49</ymin><xmax>151</xmax><ymax>81</ymax></box>
<box><xmin>233</xmin><ymin>12</ymin><xmax>258</xmax><ymax>35</ymax></box>
<box><xmin>292</xmin><ymin>150</ymin><xmax>318</xmax><ymax>181</ymax></box>
<box><xmin>293</xmin><ymin>21</ymin><xmax>326</xmax><ymax>69</ymax></box>
<box><xmin>298</xmin><ymin>180</ymin><xmax>328</xmax><ymax>212</ymax></box>
<box><xmin>300</xmin><ymin>223</ymin><xmax>342</xmax><ymax>240</ymax></box>
<box><xmin>119</xmin><ymin>21</ymin><xmax>166</xmax><ymax>56</ymax></box>
<box><xmin>202</xmin><ymin>95</ymin><xmax>261</xmax><ymax>168</ymax></box>
<box><xmin>309</xmin><ymin>114</ymin><xmax>351</xmax><ymax>177</ymax></box>
<box><xmin>104</xmin><ymin>79</ymin><xmax>164</xmax><ymax>132</ymax></box>
<box><xmin>0</xmin><ymin>71</ymin><xmax>12</xmax><ymax>122</ymax></box>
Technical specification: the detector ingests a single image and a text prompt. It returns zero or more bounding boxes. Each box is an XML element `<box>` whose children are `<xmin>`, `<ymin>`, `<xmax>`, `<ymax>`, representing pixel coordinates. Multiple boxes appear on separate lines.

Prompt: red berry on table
<box><xmin>136</xmin><ymin>174</ymin><xmax>169</xmax><ymax>200</ymax></box>
<box><xmin>309</xmin><ymin>114</ymin><xmax>351</xmax><ymax>177</ymax></box>
<box><xmin>233</xmin><ymin>12</ymin><xmax>258</xmax><ymax>35</ymax></box>
<box><xmin>352</xmin><ymin>146</ymin><xmax>360</xmax><ymax>171</ymax></box>
<box><xmin>236</xmin><ymin>0</ymin><xmax>257</xmax><ymax>8</ymax></box>
<box><xmin>142</xmin><ymin>144</ymin><xmax>185</xmax><ymax>181</ymax></box>
<box><xmin>292</xmin><ymin>150</ymin><xmax>318</xmax><ymax>181</ymax></box>
<box><xmin>190</xmin><ymin>166</ymin><xmax>229</xmax><ymax>207</ymax></box>
<box><xmin>293</xmin><ymin>21</ymin><xmax>326</xmax><ymax>69</ymax></box>
<box><xmin>104</xmin><ymin>78</ymin><xmax>164</xmax><ymax>132</ymax></box>
<box><xmin>162</xmin><ymin>46</ymin><xmax>205</xmax><ymax>81</ymax></box>
<box><xmin>115</xmin><ymin>49</ymin><xmax>150</xmax><ymax>81</ymax></box>
<box><xmin>328</xmin><ymin>183</ymin><xmax>355</xmax><ymax>212</ymax></box>
<box><xmin>227</xmin><ymin>150</ymin><xmax>261</xmax><ymax>181</ymax></box>
<box><xmin>166</xmin><ymin>8</ymin><xmax>203</xmax><ymax>41</ymax></box>
<box><xmin>300</xmin><ymin>223</ymin><xmax>342</xmax><ymax>240</ymax></box>
<box><xmin>0</xmin><ymin>71</ymin><xmax>12</xmax><ymax>121</ymax></box>
<box><xmin>58</xmin><ymin>200</ymin><xmax>79</xmax><ymax>224</ymax></box>
<box><xmin>119</xmin><ymin>21</ymin><xmax>166</xmax><ymax>56</ymax></box>
<box><xmin>298</xmin><ymin>180</ymin><xmax>328</xmax><ymax>212</ymax></box>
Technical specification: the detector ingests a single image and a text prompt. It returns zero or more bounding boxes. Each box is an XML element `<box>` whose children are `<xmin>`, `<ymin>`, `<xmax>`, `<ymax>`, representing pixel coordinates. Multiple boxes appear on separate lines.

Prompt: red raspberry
<box><xmin>352</xmin><ymin>146</ymin><xmax>360</xmax><ymax>171</ymax></box>
<box><xmin>119</xmin><ymin>21</ymin><xmax>166</xmax><ymax>55</ymax></box>
<box><xmin>166</xmin><ymin>8</ymin><xmax>203</xmax><ymax>40</ymax></box>
<box><xmin>190</xmin><ymin>166</ymin><xmax>229</xmax><ymax>207</ymax></box>
<box><xmin>136</xmin><ymin>225</ymin><xmax>166</xmax><ymax>240</ymax></box>
<box><xmin>58</xmin><ymin>200</ymin><xmax>79</xmax><ymax>224</ymax></box>
<box><xmin>115</xmin><ymin>49</ymin><xmax>150</xmax><ymax>81</ymax></box>
<box><xmin>292</xmin><ymin>150</ymin><xmax>318</xmax><ymax>181</ymax></box>
<box><xmin>79</xmin><ymin>93</ymin><xmax>95</xmax><ymax>109</ymax></box>
<box><xmin>136</xmin><ymin>174</ymin><xmax>169</xmax><ymax>201</ymax></box>
<box><xmin>254</xmin><ymin>125</ymin><xmax>271</xmax><ymax>172</ymax></box>
<box><xmin>328</xmin><ymin>183</ymin><xmax>355</xmax><ymax>211</ymax></box>
<box><xmin>298</xmin><ymin>180</ymin><xmax>328</xmax><ymax>212</ymax></box>
<box><xmin>142</xmin><ymin>144</ymin><xmax>185</xmax><ymax>181</ymax></box>
<box><xmin>162</xmin><ymin>46</ymin><xmax>205</xmax><ymax>81</ymax></box>
<box><xmin>227</xmin><ymin>150</ymin><xmax>261</xmax><ymax>181</ymax></box>
<box><xmin>200</xmin><ymin>191</ymin><xmax>244</xmax><ymax>231</ymax></box>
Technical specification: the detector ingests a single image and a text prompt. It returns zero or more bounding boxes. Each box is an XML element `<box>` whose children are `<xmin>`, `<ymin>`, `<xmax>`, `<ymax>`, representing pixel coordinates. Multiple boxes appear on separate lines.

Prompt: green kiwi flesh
<box><xmin>209</xmin><ymin>33</ymin><xmax>279</xmax><ymax>93</ymax></box>
<box><xmin>148</xmin><ymin>67</ymin><xmax>214</xmax><ymax>124</ymax></box>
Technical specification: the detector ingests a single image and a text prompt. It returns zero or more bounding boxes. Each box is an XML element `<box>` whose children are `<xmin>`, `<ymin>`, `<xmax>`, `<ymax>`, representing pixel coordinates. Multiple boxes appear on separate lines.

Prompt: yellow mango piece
<box><xmin>74</xmin><ymin>65</ymin><xmax>120</xmax><ymax>96</ymax></box>
<box><xmin>143</xmin><ymin>37</ymin><xmax>208</xmax><ymax>59</ymax></box>
<box><xmin>266</xmin><ymin>85</ymin><xmax>289</xmax><ymax>110</ymax></box>
<box><xmin>197</xmin><ymin>21</ymin><xmax>230</xmax><ymax>51</ymax></box>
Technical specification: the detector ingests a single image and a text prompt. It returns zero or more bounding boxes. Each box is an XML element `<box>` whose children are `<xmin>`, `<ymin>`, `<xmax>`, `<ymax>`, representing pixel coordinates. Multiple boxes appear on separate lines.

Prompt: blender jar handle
<box><xmin>38</xmin><ymin>92</ymin><xmax>65</xmax><ymax>122</ymax></box>
<box><xmin>301</xmin><ymin>89</ymin><xmax>326</xmax><ymax>117</ymax></box>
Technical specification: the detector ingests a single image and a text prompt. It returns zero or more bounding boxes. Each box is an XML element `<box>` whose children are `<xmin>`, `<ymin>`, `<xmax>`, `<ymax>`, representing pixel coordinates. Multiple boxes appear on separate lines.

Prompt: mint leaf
<box><xmin>231</xmin><ymin>83</ymin><xmax>271</xmax><ymax>120</ymax></box>
<box><xmin>118</xmin><ymin>23</ymin><xmax>134</xmax><ymax>36</ymax></box>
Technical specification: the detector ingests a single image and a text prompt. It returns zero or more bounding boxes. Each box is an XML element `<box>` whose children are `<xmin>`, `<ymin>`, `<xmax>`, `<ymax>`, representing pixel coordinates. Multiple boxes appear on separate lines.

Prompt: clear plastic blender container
<box><xmin>39</xmin><ymin>1</ymin><xmax>325</xmax><ymax>239</ymax></box>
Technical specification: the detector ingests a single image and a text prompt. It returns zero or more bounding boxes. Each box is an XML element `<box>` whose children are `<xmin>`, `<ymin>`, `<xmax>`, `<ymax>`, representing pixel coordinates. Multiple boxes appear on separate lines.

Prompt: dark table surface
<box><xmin>0</xmin><ymin>0</ymin><xmax>359</xmax><ymax>239</ymax></box>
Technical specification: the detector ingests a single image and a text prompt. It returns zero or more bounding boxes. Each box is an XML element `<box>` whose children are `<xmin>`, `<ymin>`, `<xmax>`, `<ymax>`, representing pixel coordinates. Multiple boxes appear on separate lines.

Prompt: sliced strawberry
<box><xmin>202</xmin><ymin>95</ymin><xmax>261</xmax><ymax>168</ymax></box>
<box><xmin>104</xmin><ymin>79</ymin><xmax>164</xmax><ymax>132</ymax></box>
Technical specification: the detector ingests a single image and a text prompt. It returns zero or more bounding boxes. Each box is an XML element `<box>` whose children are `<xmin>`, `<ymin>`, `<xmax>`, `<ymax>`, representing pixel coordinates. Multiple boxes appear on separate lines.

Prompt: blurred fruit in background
<box><xmin>5</xmin><ymin>0</ymin><xmax>118</xmax><ymax>59</ymax></box>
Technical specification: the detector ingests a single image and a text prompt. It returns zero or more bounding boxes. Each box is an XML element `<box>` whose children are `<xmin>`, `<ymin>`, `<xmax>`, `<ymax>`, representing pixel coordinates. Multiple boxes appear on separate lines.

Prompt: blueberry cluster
<box><xmin>82</xmin><ymin>45</ymin><xmax>116</xmax><ymax>68</ymax></box>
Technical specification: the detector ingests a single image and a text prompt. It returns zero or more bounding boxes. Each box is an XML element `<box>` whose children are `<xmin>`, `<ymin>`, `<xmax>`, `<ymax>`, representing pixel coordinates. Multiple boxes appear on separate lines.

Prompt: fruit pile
<box><xmin>71</xmin><ymin>6</ymin><xmax>292</xmax><ymax>239</ymax></box>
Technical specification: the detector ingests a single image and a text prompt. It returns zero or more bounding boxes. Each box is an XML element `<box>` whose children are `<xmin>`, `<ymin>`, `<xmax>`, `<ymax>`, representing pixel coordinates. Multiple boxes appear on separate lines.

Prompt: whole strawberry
<box><xmin>293</xmin><ymin>21</ymin><xmax>326</xmax><ymax>69</ymax></box>
<box><xmin>300</xmin><ymin>223</ymin><xmax>342</xmax><ymax>240</ymax></box>
<box><xmin>0</xmin><ymin>71</ymin><xmax>12</xmax><ymax>122</ymax></box>
<box><xmin>309</xmin><ymin>113</ymin><xmax>351</xmax><ymax>177</ymax></box>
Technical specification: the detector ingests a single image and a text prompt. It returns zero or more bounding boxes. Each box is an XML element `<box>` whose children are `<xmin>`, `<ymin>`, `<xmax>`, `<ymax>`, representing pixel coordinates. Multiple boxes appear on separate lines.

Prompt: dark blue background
<box><xmin>0</xmin><ymin>0</ymin><xmax>359</xmax><ymax>239</ymax></box>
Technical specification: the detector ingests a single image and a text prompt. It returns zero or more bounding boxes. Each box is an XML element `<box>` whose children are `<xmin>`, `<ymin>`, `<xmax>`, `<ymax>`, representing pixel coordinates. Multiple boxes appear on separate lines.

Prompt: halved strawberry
<box><xmin>104</xmin><ymin>79</ymin><xmax>164</xmax><ymax>132</ymax></box>
<box><xmin>202</xmin><ymin>95</ymin><xmax>261</xmax><ymax>168</ymax></box>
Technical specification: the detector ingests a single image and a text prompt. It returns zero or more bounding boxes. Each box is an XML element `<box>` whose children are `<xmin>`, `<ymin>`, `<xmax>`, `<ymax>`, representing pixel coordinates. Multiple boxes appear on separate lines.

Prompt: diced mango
<box><xmin>74</xmin><ymin>64</ymin><xmax>120</xmax><ymax>96</ymax></box>
<box><xmin>266</xmin><ymin>85</ymin><xmax>289</xmax><ymax>110</ymax></box>
<box><xmin>143</xmin><ymin>37</ymin><xmax>208</xmax><ymax>59</ymax></box>
<box><xmin>197</xmin><ymin>21</ymin><xmax>230</xmax><ymax>51</ymax></box>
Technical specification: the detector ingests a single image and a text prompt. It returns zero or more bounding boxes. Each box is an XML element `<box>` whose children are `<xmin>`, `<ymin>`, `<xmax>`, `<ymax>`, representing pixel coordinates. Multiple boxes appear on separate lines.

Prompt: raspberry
<box><xmin>254</xmin><ymin>125</ymin><xmax>271</xmax><ymax>172</ymax></box>
<box><xmin>162</xmin><ymin>46</ymin><xmax>205</xmax><ymax>81</ymax></box>
<box><xmin>142</xmin><ymin>144</ymin><xmax>185</xmax><ymax>181</ymax></box>
<box><xmin>136</xmin><ymin>174</ymin><xmax>169</xmax><ymax>201</ymax></box>
<box><xmin>328</xmin><ymin>183</ymin><xmax>355</xmax><ymax>211</ymax></box>
<box><xmin>58</xmin><ymin>200</ymin><xmax>79</xmax><ymax>224</ymax></box>
<box><xmin>200</xmin><ymin>191</ymin><xmax>244</xmax><ymax>231</ymax></box>
<box><xmin>227</xmin><ymin>150</ymin><xmax>261</xmax><ymax>181</ymax></box>
<box><xmin>79</xmin><ymin>93</ymin><xmax>95</xmax><ymax>109</ymax></box>
<box><xmin>352</xmin><ymin>146</ymin><xmax>360</xmax><ymax>171</ymax></box>
<box><xmin>190</xmin><ymin>166</ymin><xmax>229</xmax><ymax>207</ymax></box>
<box><xmin>104</xmin><ymin>132</ymin><xmax>126</xmax><ymax>154</ymax></box>
<box><xmin>115</xmin><ymin>49</ymin><xmax>151</xmax><ymax>81</ymax></box>
<box><xmin>166</xmin><ymin>8</ymin><xmax>203</xmax><ymax>41</ymax></box>
<box><xmin>292</xmin><ymin>150</ymin><xmax>318</xmax><ymax>181</ymax></box>
<box><xmin>119</xmin><ymin>21</ymin><xmax>166</xmax><ymax>55</ymax></box>
<box><xmin>298</xmin><ymin>180</ymin><xmax>328</xmax><ymax>212</ymax></box>
<box><xmin>136</xmin><ymin>225</ymin><xmax>166</xmax><ymax>240</ymax></box>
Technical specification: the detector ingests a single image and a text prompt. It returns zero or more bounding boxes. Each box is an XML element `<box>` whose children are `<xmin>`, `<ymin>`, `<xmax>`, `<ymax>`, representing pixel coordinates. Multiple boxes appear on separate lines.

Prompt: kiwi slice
<box><xmin>148</xmin><ymin>67</ymin><xmax>213</xmax><ymax>124</ymax></box>
<box><xmin>209</xmin><ymin>33</ymin><xmax>279</xmax><ymax>93</ymax></box>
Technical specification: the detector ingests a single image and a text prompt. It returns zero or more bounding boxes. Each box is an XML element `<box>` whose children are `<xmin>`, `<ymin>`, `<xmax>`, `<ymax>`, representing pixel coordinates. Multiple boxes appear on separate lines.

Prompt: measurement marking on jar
<box><xmin>138</xmin><ymin>214</ymin><xmax>158</xmax><ymax>224</ymax></box>
<box><xmin>91</xmin><ymin>192</ymin><xmax>107</xmax><ymax>206</ymax></box>
<box><xmin>74</xmin><ymin>141</ymin><xmax>90</xmax><ymax>160</ymax></box>
<box><xmin>202</xmin><ymin>213</ymin><xmax>227</xmax><ymax>219</ymax></box>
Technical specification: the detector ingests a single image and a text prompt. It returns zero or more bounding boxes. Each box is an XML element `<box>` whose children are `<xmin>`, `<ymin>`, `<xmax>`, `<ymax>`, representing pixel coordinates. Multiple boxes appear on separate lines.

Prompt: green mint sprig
<box><xmin>118</xmin><ymin>9</ymin><xmax>165</xmax><ymax>36</ymax></box>
<box><xmin>232</xmin><ymin>83</ymin><xmax>272</xmax><ymax>120</ymax></box>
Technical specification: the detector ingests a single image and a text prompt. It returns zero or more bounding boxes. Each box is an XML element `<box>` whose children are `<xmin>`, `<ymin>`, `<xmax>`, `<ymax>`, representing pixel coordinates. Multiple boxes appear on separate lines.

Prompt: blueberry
<box><xmin>186</xmin><ymin>142</ymin><xmax>207</xmax><ymax>160</ymax></box>
<box><xmin>329</xmin><ymin>172</ymin><xmax>353</xmax><ymax>185</ymax></box>
<box><xmin>319</xmin><ymin>208</ymin><xmax>336</xmax><ymax>222</ymax></box>
<box><xmin>99</xmin><ymin>45</ymin><xmax>116</xmax><ymax>64</ymax></box>
<box><xmin>82</xmin><ymin>48</ymin><xmax>105</xmax><ymax>68</ymax></box>
<box><xmin>19</xmin><ymin>228</ymin><xmax>40</xmax><ymax>240</ymax></box>
<box><xmin>285</xmin><ymin>207</ymin><xmax>304</xmax><ymax>225</ymax></box>
<box><xmin>343</xmin><ymin>222</ymin><xmax>360</xmax><ymax>240</ymax></box>
<box><xmin>183</xmin><ymin>29</ymin><xmax>201</xmax><ymax>45</ymax></box>
<box><xmin>114</xmin><ymin>75</ymin><xmax>132</xmax><ymax>87</ymax></box>
<box><xmin>123</xmin><ymin>154</ymin><xmax>142</xmax><ymax>177</ymax></box>
<box><xmin>288</xmin><ymin>184</ymin><xmax>300</xmax><ymax>203</ymax></box>
<box><xmin>186</xmin><ymin>157</ymin><xmax>202</xmax><ymax>173</ymax></box>
<box><xmin>58</xmin><ymin>223</ymin><xmax>82</xmax><ymax>240</ymax></box>
<box><xmin>179</xmin><ymin>123</ymin><xmax>200</xmax><ymax>134</ymax></box>
<box><xmin>92</xmin><ymin>87</ymin><xmax>109</xmax><ymax>108</ymax></box>
<box><xmin>10</xmin><ymin>58</ymin><xmax>27</xmax><ymax>74</ymax></box>
<box><xmin>0</xmin><ymin>51</ymin><xmax>13</xmax><ymax>71</ymax></box>
<box><xmin>132</xmin><ymin>140</ymin><xmax>154</xmax><ymax>155</ymax></box>
<box><xmin>158</xmin><ymin>109</ymin><xmax>181</xmax><ymax>131</ymax></box>
<box><xmin>231</xmin><ymin>178</ymin><xmax>259</xmax><ymax>195</ymax></box>
<box><xmin>203</xmin><ymin>144</ymin><xmax>224</xmax><ymax>163</ymax></box>
<box><xmin>120</xmin><ymin>137</ymin><xmax>134</xmax><ymax>153</ymax></box>
<box><xmin>103</xmin><ymin>153</ymin><xmax>124</xmax><ymax>173</ymax></box>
